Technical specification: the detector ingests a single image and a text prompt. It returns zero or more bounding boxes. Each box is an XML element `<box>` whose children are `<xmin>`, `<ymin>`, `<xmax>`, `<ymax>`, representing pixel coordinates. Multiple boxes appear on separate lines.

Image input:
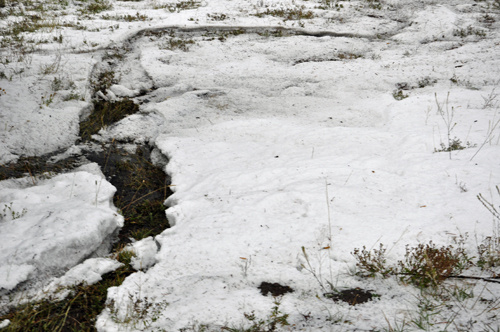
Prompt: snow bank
<box><xmin>0</xmin><ymin>164</ymin><xmax>123</xmax><ymax>292</ymax></box>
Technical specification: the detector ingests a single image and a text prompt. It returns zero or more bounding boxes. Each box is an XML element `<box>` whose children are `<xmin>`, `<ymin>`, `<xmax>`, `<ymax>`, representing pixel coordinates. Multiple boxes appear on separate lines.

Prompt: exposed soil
<box><xmin>258</xmin><ymin>282</ymin><xmax>294</xmax><ymax>297</ymax></box>
<box><xmin>325</xmin><ymin>288</ymin><xmax>376</xmax><ymax>305</ymax></box>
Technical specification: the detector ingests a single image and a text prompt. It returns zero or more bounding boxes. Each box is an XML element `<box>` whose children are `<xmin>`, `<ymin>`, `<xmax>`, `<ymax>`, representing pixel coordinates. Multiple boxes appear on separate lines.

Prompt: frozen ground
<box><xmin>1</xmin><ymin>0</ymin><xmax>500</xmax><ymax>331</ymax></box>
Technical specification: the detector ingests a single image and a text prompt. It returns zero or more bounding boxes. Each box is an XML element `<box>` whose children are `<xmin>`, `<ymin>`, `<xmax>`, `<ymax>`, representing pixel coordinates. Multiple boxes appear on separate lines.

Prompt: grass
<box><xmin>79</xmin><ymin>99</ymin><xmax>139</xmax><ymax>141</ymax></box>
<box><xmin>0</xmin><ymin>154</ymin><xmax>81</xmax><ymax>182</ymax></box>
<box><xmin>0</xmin><ymin>256</ymin><xmax>135</xmax><ymax>332</ymax></box>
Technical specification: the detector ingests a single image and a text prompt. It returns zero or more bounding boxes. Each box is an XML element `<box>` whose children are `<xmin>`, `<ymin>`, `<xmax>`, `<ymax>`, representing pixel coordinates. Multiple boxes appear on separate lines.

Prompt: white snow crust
<box><xmin>0</xmin><ymin>165</ymin><xmax>123</xmax><ymax>292</ymax></box>
<box><xmin>2</xmin><ymin>0</ymin><xmax>500</xmax><ymax>330</ymax></box>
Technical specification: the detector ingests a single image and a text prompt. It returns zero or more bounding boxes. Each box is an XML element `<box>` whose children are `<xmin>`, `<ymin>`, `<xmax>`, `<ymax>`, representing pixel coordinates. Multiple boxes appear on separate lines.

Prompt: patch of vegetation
<box><xmin>222</xmin><ymin>299</ymin><xmax>289</xmax><ymax>332</ymax></box>
<box><xmin>398</xmin><ymin>241</ymin><xmax>471</xmax><ymax>288</ymax></box>
<box><xmin>316</xmin><ymin>0</ymin><xmax>344</xmax><ymax>11</ymax></box>
<box><xmin>417</xmin><ymin>76</ymin><xmax>437</xmax><ymax>88</ymax></box>
<box><xmin>434</xmin><ymin>137</ymin><xmax>476</xmax><ymax>153</ymax></box>
<box><xmin>364</xmin><ymin>0</ymin><xmax>382</xmax><ymax>10</ymax></box>
<box><xmin>164</xmin><ymin>0</ymin><xmax>201</xmax><ymax>12</ymax></box>
<box><xmin>206</xmin><ymin>13</ymin><xmax>228</xmax><ymax>21</ymax></box>
<box><xmin>85</xmin><ymin>144</ymin><xmax>171</xmax><ymax>244</ymax></box>
<box><xmin>1</xmin><ymin>203</ymin><xmax>27</xmax><ymax>221</ymax></box>
<box><xmin>0</xmin><ymin>154</ymin><xmax>81</xmax><ymax>181</ymax></box>
<box><xmin>158</xmin><ymin>37</ymin><xmax>195</xmax><ymax>51</ymax></box>
<box><xmin>106</xmin><ymin>295</ymin><xmax>168</xmax><ymax>329</ymax></box>
<box><xmin>254</xmin><ymin>6</ymin><xmax>315</xmax><ymax>21</ymax></box>
<box><xmin>393</xmin><ymin>89</ymin><xmax>408</xmax><ymax>100</ymax></box>
<box><xmin>101</xmin><ymin>12</ymin><xmax>150</xmax><ymax>22</ymax></box>
<box><xmin>91</xmin><ymin>70</ymin><xmax>116</xmax><ymax>94</ymax></box>
<box><xmin>294</xmin><ymin>51</ymin><xmax>363</xmax><ymax>65</ymax></box>
<box><xmin>79</xmin><ymin>0</ymin><xmax>112</xmax><ymax>15</ymax></box>
<box><xmin>0</xmin><ymin>263</ymin><xmax>135</xmax><ymax>331</ymax></box>
<box><xmin>453</xmin><ymin>25</ymin><xmax>487</xmax><ymax>38</ymax></box>
<box><xmin>79</xmin><ymin>99</ymin><xmax>139</xmax><ymax>141</ymax></box>
<box><xmin>449</xmin><ymin>74</ymin><xmax>479</xmax><ymax>90</ymax></box>
<box><xmin>353</xmin><ymin>240</ymin><xmax>472</xmax><ymax>289</ymax></box>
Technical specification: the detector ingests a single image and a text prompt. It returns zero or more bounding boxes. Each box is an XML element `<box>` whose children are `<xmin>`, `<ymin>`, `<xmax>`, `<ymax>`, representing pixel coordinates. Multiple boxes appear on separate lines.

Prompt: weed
<box><xmin>254</xmin><ymin>6</ymin><xmax>315</xmax><ymax>21</ymax></box>
<box><xmin>1</xmin><ymin>203</ymin><xmax>27</xmax><ymax>221</ymax></box>
<box><xmin>352</xmin><ymin>243</ymin><xmax>393</xmax><ymax>278</ymax></box>
<box><xmin>434</xmin><ymin>137</ymin><xmax>476</xmax><ymax>153</ymax></box>
<box><xmin>0</xmin><ymin>87</ymin><xmax>6</xmax><ymax>97</ymax></box>
<box><xmin>398</xmin><ymin>242</ymin><xmax>471</xmax><ymax>288</ymax></box>
<box><xmin>393</xmin><ymin>90</ymin><xmax>408</xmax><ymax>101</ymax></box>
<box><xmin>453</xmin><ymin>25</ymin><xmax>487</xmax><ymax>38</ymax></box>
<box><xmin>222</xmin><ymin>298</ymin><xmax>289</xmax><ymax>332</ymax></box>
<box><xmin>40</xmin><ymin>93</ymin><xmax>56</xmax><ymax>108</ymax></box>
<box><xmin>79</xmin><ymin>99</ymin><xmax>139</xmax><ymax>141</ymax></box>
<box><xmin>353</xmin><ymin>240</ymin><xmax>472</xmax><ymax>289</ymax></box>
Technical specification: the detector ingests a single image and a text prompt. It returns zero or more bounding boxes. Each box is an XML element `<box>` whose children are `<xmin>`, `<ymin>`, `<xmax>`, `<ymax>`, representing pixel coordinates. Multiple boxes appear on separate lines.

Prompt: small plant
<box><xmin>453</xmin><ymin>25</ymin><xmax>487</xmax><ymax>38</ymax></box>
<box><xmin>222</xmin><ymin>298</ymin><xmax>289</xmax><ymax>332</ymax></box>
<box><xmin>365</xmin><ymin>0</ymin><xmax>382</xmax><ymax>10</ymax></box>
<box><xmin>352</xmin><ymin>243</ymin><xmax>393</xmax><ymax>278</ymax></box>
<box><xmin>1</xmin><ymin>203</ymin><xmax>28</xmax><ymax>221</ymax></box>
<box><xmin>0</xmin><ymin>87</ymin><xmax>6</xmax><ymax>97</ymax></box>
<box><xmin>393</xmin><ymin>90</ymin><xmax>409</xmax><ymax>101</ymax></box>
<box><xmin>398</xmin><ymin>242</ymin><xmax>471</xmax><ymax>288</ymax></box>
<box><xmin>434</xmin><ymin>137</ymin><xmax>476</xmax><ymax>153</ymax></box>
<box><xmin>353</xmin><ymin>240</ymin><xmax>472</xmax><ymax>289</ymax></box>
<box><xmin>40</xmin><ymin>93</ymin><xmax>56</xmax><ymax>108</ymax></box>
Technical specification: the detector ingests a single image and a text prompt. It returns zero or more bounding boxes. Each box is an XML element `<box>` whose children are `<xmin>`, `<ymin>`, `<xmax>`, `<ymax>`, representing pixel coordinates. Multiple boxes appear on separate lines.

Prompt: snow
<box><xmin>1</xmin><ymin>0</ymin><xmax>500</xmax><ymax>330</ymax></box>
<box><xmin>0</xmin><ymin>164</ymin><xmax>123</xmax><ymax>292</ymax></box>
